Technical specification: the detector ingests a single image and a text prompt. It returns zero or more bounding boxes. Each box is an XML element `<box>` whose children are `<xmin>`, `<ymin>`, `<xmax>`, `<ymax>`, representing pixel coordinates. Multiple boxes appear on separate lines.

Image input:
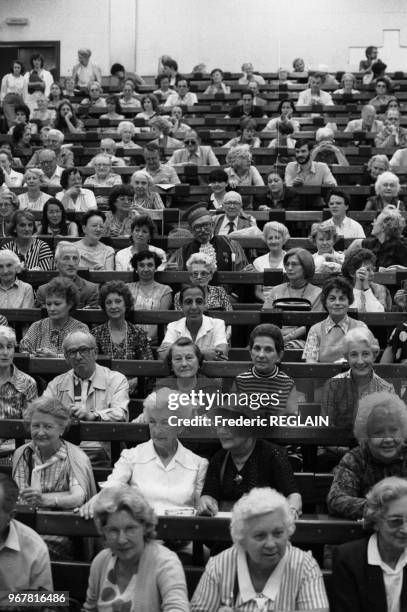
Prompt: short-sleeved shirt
<box><xmin>160</xmin><ymin>315</ymin><xmax>227</xmax><ymax>351</ymax></box>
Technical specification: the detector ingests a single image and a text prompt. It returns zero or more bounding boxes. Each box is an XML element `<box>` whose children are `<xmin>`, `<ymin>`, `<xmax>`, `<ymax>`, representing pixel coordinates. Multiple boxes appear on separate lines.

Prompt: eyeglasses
<box><xmin>184</xmin><ymin>140</ymin><xmax>197</xmax><ymax>145</ymax></box>
<box><xmin>191</xmin><ymin>271</ymin><xmax>210</xmax><ymax>278</ymax></box>
<box><xmin>382</xmin><ymin>516</ymin><xmax>407</xmax><ymax>529</ymax></box>
<box><xmin>66</xmin><ymin>346</ymin><xmax>94</xmax><ymax>358</ymax></box>
<box><xmin>192</xmin><ymin>222</ymin><xmax>212</xmax><ymax>231</ymax></box>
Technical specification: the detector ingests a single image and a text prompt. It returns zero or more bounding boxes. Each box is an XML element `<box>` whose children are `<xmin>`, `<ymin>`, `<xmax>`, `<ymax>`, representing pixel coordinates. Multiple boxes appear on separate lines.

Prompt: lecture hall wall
<box><xmin>1</xmin><ymin>0</ymin><xmax>406</xmax><ymax>77</ymax></box>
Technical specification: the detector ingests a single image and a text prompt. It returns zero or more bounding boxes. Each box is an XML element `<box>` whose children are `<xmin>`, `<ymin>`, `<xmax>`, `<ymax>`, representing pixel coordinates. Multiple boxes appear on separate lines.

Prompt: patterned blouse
<box><xmin>2</xmin><ymin>239</ymin><xmax>53</xmax><ymax>271</ymax></box>
<box><xmin>174</xmin><ymin>284</ymin><xmax>233</xmax><ymax>311</ymax></box>
<box><xmin>127</xmin><ymin>281</ymin><xmax>172</xmax><ymax>342</ymax></box>
<box><xmin>0</xmin><ymin>365</ymin><xmax>37</xmax><ymax>420</ymax></box>
<box><xmin>103</xmin><ymin>210</ymin><xmax>138</xmax><ymax>237</ymax></box>
<box><xmin>20</xmin><ymin>317</ymin><xmax>89</xmax><ymax>355</ymax></box>
<box><xmin>91</xmin><ymin>322</ymin><xmax>153</xmax><ymax>360</ymax></box>
<box><xmin>133</xmin><ymin>192</ymin><xmax>164</xmax><ymax>210</ymax></box>
<box><xmin>327</xmin><ymin>445</ymin><xmax>407</xmax><ymax>519</ymax></box>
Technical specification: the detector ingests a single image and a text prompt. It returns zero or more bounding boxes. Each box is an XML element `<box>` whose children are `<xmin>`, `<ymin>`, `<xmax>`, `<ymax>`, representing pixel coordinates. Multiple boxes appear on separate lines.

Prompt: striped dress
<box><xmin>2</xmin><ymin>239</ymin><xmax>53</xmax><ymax>271</ymax></box>
<box><xmin>191</xmin><ymin>543</ymin><xmax>329</xmax><ymax>611</ymax></box>
<box><xmin>235</xmin><ymin>366</ymin><xmax>295</xmax><ymax>416</ymax></box>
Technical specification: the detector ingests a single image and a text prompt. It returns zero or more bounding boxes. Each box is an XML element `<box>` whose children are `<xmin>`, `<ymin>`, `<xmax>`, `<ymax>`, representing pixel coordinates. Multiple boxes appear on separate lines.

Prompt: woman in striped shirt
<box><xmin>191</xmin><ymin>487</ymin><xmax>329</xmax><ymax>611</ymax></box>
<box><xmin>2</xmin><ymin>210</ymin><xmax>53</xmax><ymax>271</ymax></box>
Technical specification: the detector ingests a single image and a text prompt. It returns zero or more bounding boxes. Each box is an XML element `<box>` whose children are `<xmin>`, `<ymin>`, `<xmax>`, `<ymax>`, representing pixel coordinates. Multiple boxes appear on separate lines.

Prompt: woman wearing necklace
<box><xmin>18</xmin><ymin>168</ymin><xmax>50</xmax><ymax>211</ymax></box>
<box><xmin>102</xmin><ymin>185</ymin><xmax>137</xmax><ymax>238</ymax></box>
<box><xmin>3</xmin><ymin>210</ymin><xmax>53</xmax><ymax>271</ymax></box>
<box><xmin>20</xmin><ymin>277</ymin><xmax>89</xmax><ymax>357</ymax></box>
<box><xmin>91</xmin><ymin>280</ymin><xmax>153</xmax><ymax>361</ymax></box>
<box><xmin>262</xmin><ymin>247</ymin><xmax>323</xmax><ymax>348</ymax></box>
<box><xmin>127</xmin><ymin>250</ymin><xmax>172</xmax><ymax>344</ymax></box>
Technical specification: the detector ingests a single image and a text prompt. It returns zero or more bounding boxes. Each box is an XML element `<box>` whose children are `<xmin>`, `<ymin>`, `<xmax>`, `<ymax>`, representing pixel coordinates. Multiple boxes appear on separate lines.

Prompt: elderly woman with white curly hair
<box><xmin>224</xmin><ymin>144</ymin><xmax>264</xmax><ymax>189</ymax></box>
<box><xmin>131</xmin><ymin>169</ymin><xmax>164</xmax><ymax>210</ymax></box>
<box><xmin>253</xmin><ymin>221</ymin><xmax>289</xmax><ymax>302</ymax></box>
<box><xmin>116</xmin><ymin>120</ymin><xmax>141</xmax><ymax>149</ymax></box>
<box><xmin>81</xmin><ymin>485</ymin><xmax>189</xmax><ymax>612</ymax></box>
<box><xmin>327</xmin><ymin>391</ymin><xmax>407</xmax><ymax>521</ymax></box>
<box><xmin>365</xmin><ymin>170</ymin><xmax>405</xmax><ymax>212</ymax></box>
<box><xmin>0</xmin><ymin>249</ymin><xmax>34</xmax><ymax>308</ymax></box>
<box><xmin>332</xmin><ymin>476</ymin><xmax>407</xmax><ymax>612</ymax></box>
<box><xmin>79</xmin><ymin>387</ymin><xmax>208</xmax><ymax>518</ymax></box>
<box><xmin>191</xmin><ymin>487</ymin><xmax>329</xmax><ymax>611</ymax></box>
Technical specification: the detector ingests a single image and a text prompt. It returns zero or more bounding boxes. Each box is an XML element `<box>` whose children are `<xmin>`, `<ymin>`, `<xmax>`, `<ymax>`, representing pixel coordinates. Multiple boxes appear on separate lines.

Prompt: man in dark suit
<box><xmin>228</xmin><ymin>90</ymin><xmax>267</xmax><ymax>119</ymax></box>
<box><xmin>35</xmin><ymin>241</ymin><xmax>99</xmax><ymax>308</ymax></box>
<box><xmin>213</xmin><ymin>191</ymin><xmax>256</xmax><ymax>235</ymax></box>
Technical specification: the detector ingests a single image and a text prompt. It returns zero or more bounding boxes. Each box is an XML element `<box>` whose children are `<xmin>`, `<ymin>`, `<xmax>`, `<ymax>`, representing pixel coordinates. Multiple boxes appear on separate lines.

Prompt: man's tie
<box><xmin>227</xmin><ymin>221</ymin><xmax>235</xmax><ymax>234</ymax></box>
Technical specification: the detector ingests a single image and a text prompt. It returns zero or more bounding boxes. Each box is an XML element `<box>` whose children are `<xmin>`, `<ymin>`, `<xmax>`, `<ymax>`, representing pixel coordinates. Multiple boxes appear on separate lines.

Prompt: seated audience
<box><xmin>149</xmin><ymin>116</ymin><xmax>183</xmax><ymax>149</ymax></box>
<box><xmin>333</xmin><ymin>72</ymin><xmax>360</xmax><ymax>96</ymax></box>
<box><xmin>234</xmin><ymin>324</ymin><xmax>298</xmax><ymax>415</ymax></box>
<box><xmin>204</xmin><ymin>68</ymin><xmax>231</xmax><ymax>95</ymax></box>
<box><xmin>103</xmin><ymin>184</ymin><xmax>137</xmax><ymax>237</ymax></box>
<box><xmin>253</xmin><ymin>171</ymin><xmax>300</xmax><ymax>210</ymax></box>
<box><xmin>48</xmin><ymin>83</ymin><xmax>63</xmax><ymax>110</ymax></box>
<box><xmin>0</xmin><ymin>473</ymin><xmax>53</xmax><ymax>610</ymax></box>
<box><xmin>18</xmin><ymin>167</ymin><xmax>50</xmax><ymax>211</ymax></box>
<box><xmin>118</xmin><ymin>80</ymin><xmax>141</xmax><ymax>109</ymax></box>
<box><xmin>285</xmin><ymin>139</ymin><xmax>337</xmax><ymax>191</ymax></box>
<box><xmin>168</xmin><ymin>129</ymin><xmax>219</xmax><ymax>166</ymax></box>
<box><xmin>224</xmin><ymin>144</ymin><xmax>264</xmax><ymax>187</ymax></box>
<box><xmin>224</xmin><ymin>116</ymin><xmax>261</xmax><ymax>148</ymax></box>
<box><xmin>345</xmin><ymin>104</ymin><xmax>384</xmax><ymax>134</ymax></box>
<box><xmin>131</xmin><ymin>169</ymin><xmax>165</xmax><ymax>210</ymax></box>
<box><xmin>34</xmin><ymin>148</ymin><xmax>63</xmax><ymax>186</ymax></box>
<box><xmin>174</xmin><ymin>252</ymin><xmax>233</xmax><ymax>311</ymax></box>
<box><xmin>247</xmin><ymin>80</ymin><xmax>267</xmax><ymax>106</ymax></box>
<box><xmin>0</xmin><ymin>190</ymin><xmax>19</xmax><ymax>238</ymax></box>
<box><xmin>267</xmin><ymin>119</ymin><xmax>296</xmax><ymax>150</ymax></box>
<box><xmin>375</xmin><ymin>108</ymin><xmax>407</xmax><ymax>148</ymax></box>
<box><xmin>365</xmin><ymin>170</ymin><xmax>405</xmax><ymax>212</ymax></box>
<box><xmin>309</xmin><ymin>222</ymin><xmax>344</xmax><ymax>273</ymax></box>
<box><xmin>80</xmin><ymin>81</ymin><xmax>106</xmax><ymax>107</ymax></box>
<box><xmin>30</xmin><ymin>92</ymin><xmax>55</xmax><ymax>127</ymax></box>
<box><xmin>72</xmin><ymin>48</ymin><xmax>102</xmax><ymax>89</ymax></box>
<box><xmin>0</xmin><ymin>249</ymin><xmax>34</xmax><ymax>308</ymax></box>
<box><xmin>92</xmin><ymin>280</ymin><xmax>152</xmax><ymax>363</ymax></box>
<box><xmin>238</xmin><ymin>62</ymin><xmax>265</xmax><ymax>85</ymax></box>
<box><xmin>80</xmin><ymin>389</ymin><xmax>207</xmax><ymax>517</ymax></box>
<box><xmin>99</xmin><ymin>95</ymin><xmax>125</xmax><ymax>121</ymax></box>
<box><xmin>127</xmin><ymin>250</ymin><xmax>172</xmax><ymax>342</ymax></box>
<box><xmin>27</xmin><ymin>128</ymin><xmax>74</xmax><ymax>169</ymax></box>
<box><xmin>303</xmin><ymin>276</ymin><xmax>367</xmax><ymax>363</ymax></box>
<box><xmin>207</xmin><ymin>168</ymin><xmax>229</xmax><ymax>209</ymax></box>
<box><xmin>191</xmin><ymin>488</ymin><xmax>329</xmax><ymax>611</ymax></box>
<box><xmin>322</xmin><ymin>331</ymin><xmax>394</xmax><ymax>433</ymax></box>
<box><xmin>369</xmin><ymin>77</ymin><xmax>394</xmax><ymax>109</ymax></box>
<box><xmin>83</xmin><ymin>154</ymin><xmax>122</xmax><ymax>189</ymax></box>
<box><xmin>76</xmin><ymin>210</ymin><xmax>115</xmax><ymax>270</ymax></box>
<box><xmin>56</xmin><ymin>166</ymin><xmax>98</xmax><ymax>212</ymax></box>
<box><xmin>264</xmin><ymin>99</ymin><xmax>301</xmax><ymax>132</ymax></box>
<box><xmin>198</xmin><ymin>401</ymin><xmax>301</xmax><ymax>516</ymax></box>
<box><xmin>262</xmin><ymin>248</ymin><xmax>322</xmax><ymax>348</ymax></box>
<box><xmin>168</xmin><ymin>202</ymin><xmax>248</xmax><ymax>271</ymax></box>
<box><xmin>109</xmin><ymin>62</ymin><xmax>145</xmax><ymax>89</ymax></box>
<box><xmin>62</xmin><ymin>75</ymin><xmax>77</xmax><ymax>99</ymax></box>
<box><xmin>80</xmin><ymin>486</ymin><xmax>189</xmax><ymax>612</ymax></box>
<box><xmin>86</xmin><ymin>138</ymin><xmax>126</xmax><ymax>168</ymax></box>
<box><xmin>143</xmin><ymin>143</ymin><xmax>180</xmax><ymax>184</ymax></box>
<box><xmin>332</xmin><ymin>476</ymin><xmax>407</xmax><ymax>612</ymax></box>
<box><xmin>349</xmin><ymin>208</ymin><xmax>407</xmax><ymax>271</ymax></box>
<box><xmin>327</xmin><ymin>392</ymin><xmax>407</xmax><ymax>519</ymax></box>
<box><xmin>168</xmin><ymin>104</ymin><xmax>190</xmax><ymax>134</ymax></box>
<box><xmin>20</xmin><ymin>277</ymin><xmax>88</xmax><ymax>357</ymax></box>
<box><xmin>37</xmin><ymin>197</ymin><xmax>79</xmax><ymax>236</ymax></box>
<box><xmin>12</xmin><ymin>397</ymin><xmax>96</xmax><ymax>559</ymax></box>
<box><xmin>360</xmin><ymin>153</ymin><xmax>390</xmax><ymax>186</ymax></box>
<box><xmin>136</xmin><ymin>93</ymin><xmax>159</xmax><ymax>121</ymax></box>
<box><xmin>153</xmin><ymin>73</ymin><xmax>175</xmax><ymax>101</ymax></box>
<box><xmin>324</xmin><ymin>189</ymin><xmax>365</xmax><ymax>238</ymax></box>
<box><xmin>11</xmin><ymin>122</ymin><xmax>33</xmax><ymax>166</ymax></box>
<box><xmin>36</xmin><ymin>241</ymin><xmax>99</xmax><ymax>309</ymax></box>
<box><xmin>2</xmin><ymin>210</ymin><xmax>53</xmax><ymax>270</ymax></box>
<box><xmin>43</xmin><ymin>330</ymin><xmax>129</xmax><ymax>462</ymax></box>
<box><xmin>342</xmin><ymin>248</ymin><xmax>391</xmax><ymax>312</ymax></box>
<box><xmin>53</xmin><ymin>99</ymin><xmax>84</xmax><ymax>135</ymax></box>
<box><xmin>297</xmin><ymin>73</ymin><xmax>334</xmax><ymax>106</ymax></box>
<box><xmin>116</xmin><ymin>120</ymin><xmax>140</xmax><ymax>149</ymax></box>
<box><xmin>228</xmin><ymin>90</ymin><xmax>266</xmax><ymax>119</ymax></box>
<box><xmin>253</xmin><ymin>221</ymin><xmax>289</xmax><ymax>302</ymax></box>
<box><xmin>213</xmin><ymin>190</ymin><xmax>256</xmax><ymax>235</ymax></box>
<box><xmin>158</xmin><ymin>285</ymin><xmax>228</xmax><ymax>361</ymax></box>
<box><xmin>164</xmin><ymin>77</ymin><xmax>198</xmax><ymax>107</ymax></box>
<box><xmin>115</xmin><ymin>215</ymin><xmax>167</xmax><ymax>271</ymax></box>
<box><xmin>0</xmin><ymin>149</ymin><xmax>23</xmax><ymax>187</ymax></box>
<box><xmin>310</xmin><ymin>127</ymin><xmax>349</xmax><ymax>166</ymax></box>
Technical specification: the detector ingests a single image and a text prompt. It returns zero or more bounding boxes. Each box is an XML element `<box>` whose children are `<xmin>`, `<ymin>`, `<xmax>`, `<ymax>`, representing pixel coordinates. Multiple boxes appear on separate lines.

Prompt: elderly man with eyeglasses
<box><xmin>167</xmin><ymin>129</ymin><xmax>220</xmax><ymax>166</ymax></box>
<box><xmin>167</xmin><ymin>202</ymin><xmax>248</xmax><ymax>271</ymax></box>
<box><xmin>213</xmin><ymin>190</ymin><xmax>256</xmax><ymax>235</ymax></box>
<box><xmin>26</xmin><ymin>128</ymin><xmax>74</xmax><ymax>169</ymax></box>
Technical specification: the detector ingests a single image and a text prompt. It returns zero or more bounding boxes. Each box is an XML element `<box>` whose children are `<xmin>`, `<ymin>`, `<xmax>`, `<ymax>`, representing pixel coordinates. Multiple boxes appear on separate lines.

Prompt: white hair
<box><xmin>47</xmin><ymin>129</ymin><xmax>64</xmax><ymax>144</ymax></box>
<box><xmin>186</xmin><ymin>252</ymin><xmax>217</xmax><ymax>274</ymax></box>
<box><xmin>354</xmin><ymin>391</ymin><xmax>407</xmax><ymax>445</ymax></box>
<box><xmin>263</xmin><ymin>221</ymin><xmax>290</xmax><ymax>245</ymax></box>
<box><xmin>117</xmin><ymin>121</ymin><xmax>136</xmax><ymax>137</ymax></box>
<box><xmin>54</xmin><ymin>241</ymin><xmax>80</xmax><ymax>259</ymax></box>
<box><xmin>341</xmin><ymin>327</ymin><xmax>380</xmax><ymax>357</ymax></box>
<box><xmin>375</xmin><ymin>171</ymin><xmax>400</xmax><ymax>196</ymax></box>
<box><xmin>0</xmin><ymin>249</ymin><xmax>23</xmax><ymax>273</ymax></box>
<box><xmin>0</xmin><ymin>325</ymin><xmax>16</xmax><ymax>345</ymax></box>
<box><xmin>230</xmin><ymin>487</ymin><xmax>295</xmax><ymax>545</ymax></box>
<box><xmin>315</xmin><ymin>127</ymin><xmax>335</xmax><ymax>143</ymax></box>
